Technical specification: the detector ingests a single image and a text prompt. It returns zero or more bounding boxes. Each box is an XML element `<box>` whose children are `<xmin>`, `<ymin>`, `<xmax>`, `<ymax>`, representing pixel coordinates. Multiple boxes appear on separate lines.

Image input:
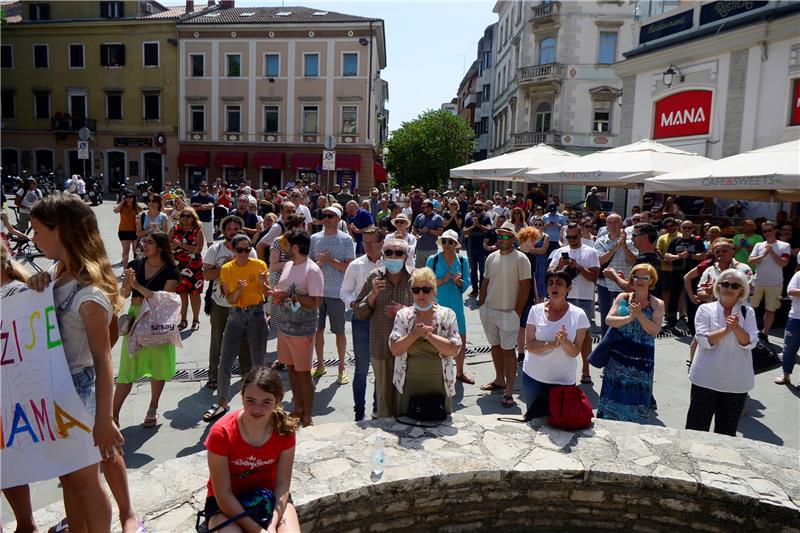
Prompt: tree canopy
<box><xmin>385</xmin><ymin>109</ymin><xmax>474</xmax><ymax>191</ymax></box>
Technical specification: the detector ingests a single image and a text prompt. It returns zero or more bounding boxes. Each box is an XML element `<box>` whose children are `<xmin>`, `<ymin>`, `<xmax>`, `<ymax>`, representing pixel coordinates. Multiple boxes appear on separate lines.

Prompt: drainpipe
<box><xmin>367</xmin><ymin>21</ymin><xmax>373</xmax><ymax>145</ymax></box>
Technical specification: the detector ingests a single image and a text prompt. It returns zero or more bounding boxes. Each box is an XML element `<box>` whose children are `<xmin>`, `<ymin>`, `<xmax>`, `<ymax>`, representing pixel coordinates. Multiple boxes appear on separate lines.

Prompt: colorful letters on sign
<box><xmin>0</xmin><ymin>285</ymin><xmax>100</xmax><ymax>489</ymax></box>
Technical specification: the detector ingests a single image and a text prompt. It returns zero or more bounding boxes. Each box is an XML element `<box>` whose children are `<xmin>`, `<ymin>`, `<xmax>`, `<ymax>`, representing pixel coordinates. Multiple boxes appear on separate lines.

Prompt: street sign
<box><xmin>324</xmin><ymin>135</ymin><xmax>336</xmax><ymax>151</ymax></box>
<box><xmin>77</xmin><ymin>141</ymin><xmax>90</xmax><ymax>160</ymax></box>
<box><xmin>78</xmin><ymin>127</ymin><xmax>92</xmax><ymax>141</ymax></box>
<box><xmin>322</xmin><ymin>150</ymin><xmax>336</xmax><ymax>171</ymax></box>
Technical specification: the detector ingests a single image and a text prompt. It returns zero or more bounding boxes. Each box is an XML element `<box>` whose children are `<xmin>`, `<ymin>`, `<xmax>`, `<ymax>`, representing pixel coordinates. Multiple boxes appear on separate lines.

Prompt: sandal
<box><xmin>143</xmin><ymin>408</ymin><xmax>158</xmax><ymax>428</ymax></box>
<box><xmin>457</xmin><ymin>373</ymin><xmax>475</xmax><ymax>385</ymax></box>
<box><xmin>580</xmin><ymin>375</ymin><xmax>593</xmax><ymax>385</ymax></box>
<box><xmin>191</xmin><ymin>320</ymin><xmax>200</xmax><ymax>331</ymax></box>
<box><xmin>202</xmin><ymin>403</ymin><xmax>229</xmax><ymax>422</ymax></box>
<box><xmin>501</xmin><ymin>394</ymin><xmax>515</xmax><ymax>408</ymax></box>
<box><xmin>205</xmin><ymin>380</ymin><xmax>218</xmax><ymax>390</ymax></box>
<box><xmin>337</xmin><ymin>372</ymin><xmax>350</xmax><ymax>385</ymax></box>
<box><xmin>311</xmin><ymin>367</ymin><xmax>327</xmax><ymax>378</ymax></box>
<box><xmin>48</xmin><ymin>517</ymin><xmax>69</xmax><ymax>533</ymax></box>
<box><xmin>774</xmin><ymin>375</ymin><xmax>792</xmax><ymax>385</ymax></box>
<box><xmin>178</xmin><ymin>319</ymin><xmax>188</xmax><ymax>330</ymax></box>
<box><xmin>479</xmin><ymin>381</ymin><xmax>504</xmax><ymax>391</ymax></box>
<box><xmin>271</xmin><ymin>361</ymin><xmax>287</xmax><ymax>371</ymax></box>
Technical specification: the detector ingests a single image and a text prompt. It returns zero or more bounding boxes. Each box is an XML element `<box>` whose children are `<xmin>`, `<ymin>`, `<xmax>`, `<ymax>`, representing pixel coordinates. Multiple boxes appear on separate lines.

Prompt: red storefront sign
<box><xmin>653</xmin><ymin>89</ymin><xmax>712</xmax><ymax>139</ymax></box>
<box><xmin>790</xmin><ymin>78</ymin><xmax>800</xmax><ymax>126</ymax></box>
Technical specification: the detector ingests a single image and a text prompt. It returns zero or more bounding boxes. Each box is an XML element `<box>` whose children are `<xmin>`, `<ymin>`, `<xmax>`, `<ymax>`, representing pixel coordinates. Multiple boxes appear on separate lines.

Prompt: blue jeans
<box><xmin>783</xmin><ymin>317</ymin><xmax>800</xmax><ymax>375</ymax></box>
<box><xmin>71</xmin><ymin>366</ymin><xmax>96</xmax><ymax>417</ymax></box>
<box><xmin>468</xmin><ymin>248</ymin><xmax>486</xmax><ymax>292</ymax></box>
<box><xmin>218</xmin><ymin>304</ymin><xmax>268</xmax><ymax>403</ymax></box>
<box><xmin>522</xmin><ymin>371</ymin><xmax>556</xmax><ymax>419</ymax></box>
<box><xmin>351</xmin><ymin>317</ymin><xmax>374</xmax><ymax>420</ymax></box>
<box><xmin>597</xmin><ymin>285</ymin><xmax>619</xmax><ymax>335</ymax></box>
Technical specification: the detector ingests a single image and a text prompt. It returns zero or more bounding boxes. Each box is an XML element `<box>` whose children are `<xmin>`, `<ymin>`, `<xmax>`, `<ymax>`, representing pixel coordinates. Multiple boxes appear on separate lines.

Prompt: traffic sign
<box><xmin>78</xmin><ymin>127</ymin><xmax>92</xmax><ymax>141</ymax></box>
<box><xmin>322</xmin><ymin>150</ymin><xmax>336</xmax><ymax>171</ymax></box>
<box><xmin>324</xmin><ymin>135</ymin><xmax>336</xmax><ymax>151</ymax></box>
<box><xmin>77</xmin><ymin>141</ymin><xmax>90</xmax><ymax>160</ymax></box>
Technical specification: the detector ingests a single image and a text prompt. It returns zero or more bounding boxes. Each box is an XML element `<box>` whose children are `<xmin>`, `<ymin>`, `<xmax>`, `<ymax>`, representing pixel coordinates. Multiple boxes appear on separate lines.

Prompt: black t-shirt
<box><xmin>311</xmin><ymin>207</ymin><xmax>324</xmax><ymax>234</ymax></box>
<box><xmin>484</xmin><ymin>229</ymin><xmax>498</xmax><ymax>248</ymax></box>
<box><xmin>464</xmin><ymin>212</ymin><xmax>491</xmax><ymax>250</ymax></box>
<box><xmin>379</xmin><ymin>216</ymin><xmax>396</xmax><ymax>234</ymax></box>
<box><xmin>443</xmin><ymin>211</ymin><xmax>461</xmax><ymax>234</ymax></box>
<box><xmin>190</xmin><ymin>193</ymin><xmax>216</xmax><ymax>223</ymax></box>
<box><xmin>229</xmin><ymin>209</ymin><xmax>258</xmax><ymax>229</ymax></box>
<box><xmin>130</xmin><ymin>257</ymin><xmax>180</xmax><ymax>298</ymax></box>
<box><xmin>666</xmin><ymin>235</ymin><xmax>704</xmax><ymax>272</ymax></box>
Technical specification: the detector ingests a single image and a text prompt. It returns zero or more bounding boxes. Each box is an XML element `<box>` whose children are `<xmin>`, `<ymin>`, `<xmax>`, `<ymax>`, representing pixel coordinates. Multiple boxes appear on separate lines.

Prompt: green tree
<box><xmin>385</xmin><ymin>109</ymin><xmax>474</xmax><ymax>191</ymax></box>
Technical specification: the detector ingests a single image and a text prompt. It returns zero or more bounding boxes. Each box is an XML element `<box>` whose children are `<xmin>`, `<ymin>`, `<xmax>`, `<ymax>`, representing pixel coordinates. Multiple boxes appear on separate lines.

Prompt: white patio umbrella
<box><xmin>524</xmin><ymin>139</ymin><xmax>713</xmax><ymax>187</ymax></box>
<box><xmin>645</xmin><ymin>139</ymin><xmax>800</xmax><ymax>201</ymax></box>
<box><xmin>450</xmin><ymin>144</ymin><xmax>577</xmax><ymax>183</ymax></box>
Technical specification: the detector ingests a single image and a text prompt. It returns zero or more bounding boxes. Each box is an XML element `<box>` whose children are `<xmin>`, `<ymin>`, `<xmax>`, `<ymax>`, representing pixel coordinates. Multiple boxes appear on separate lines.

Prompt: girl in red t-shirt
<box><xmin>204</xmin><ymin>368</ymin><xmax>299</xmax><ymax>532</ymax></box>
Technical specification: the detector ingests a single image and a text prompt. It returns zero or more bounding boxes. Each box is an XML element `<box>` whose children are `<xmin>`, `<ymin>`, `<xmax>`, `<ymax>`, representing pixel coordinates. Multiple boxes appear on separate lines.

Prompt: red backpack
<box><xmin>547</xmin><ymin>385</ymin><xmax>594</xmax><ymax>430</ymax></box>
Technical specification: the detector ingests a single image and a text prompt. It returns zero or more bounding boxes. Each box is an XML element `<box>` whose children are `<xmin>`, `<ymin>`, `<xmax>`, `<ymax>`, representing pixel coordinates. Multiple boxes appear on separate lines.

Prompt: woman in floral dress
<box><xmin>169</xmin><ymin>206</ymin><xmax>205</xmax><ymax>330</ymax></box>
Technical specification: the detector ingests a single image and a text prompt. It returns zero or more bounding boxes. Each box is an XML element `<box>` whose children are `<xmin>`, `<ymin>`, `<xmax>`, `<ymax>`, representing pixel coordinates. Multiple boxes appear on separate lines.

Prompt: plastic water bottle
<box><xmin>372</xmin><ymin>434</ymin><xmax>384</xmax><ymax>475</ymax></box>
<box><xmin>618</xmin><ymin>298</ymin><xmax>630</xmax><ymax>316</ymax></box>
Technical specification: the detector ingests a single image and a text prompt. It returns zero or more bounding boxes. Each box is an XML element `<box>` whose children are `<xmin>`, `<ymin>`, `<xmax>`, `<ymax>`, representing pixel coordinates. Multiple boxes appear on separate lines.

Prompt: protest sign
<box><xmin>1</xmin><ymin>285</ymin><xmax>100</xmax><ymax>488</ymax></box>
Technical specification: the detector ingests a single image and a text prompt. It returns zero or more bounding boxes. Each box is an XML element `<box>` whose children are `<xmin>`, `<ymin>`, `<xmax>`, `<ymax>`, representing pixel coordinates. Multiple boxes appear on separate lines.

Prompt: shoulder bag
<box><xmin>196</xmin><ymin>488</ymin><xmax>275</xmax><ymax>533</ymax></box>
<box><xmin>547</xmin><ymin>385</ymin><xmax>593</xmax><ymax>430</ymax></box>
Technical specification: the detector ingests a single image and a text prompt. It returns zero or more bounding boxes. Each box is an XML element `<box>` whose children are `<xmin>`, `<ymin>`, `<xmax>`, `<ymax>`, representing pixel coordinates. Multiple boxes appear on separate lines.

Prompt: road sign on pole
<box><xmin>324</xmin><ymin>135</ymin><xmax>336</xmax><ymax>151</ymax></box>
<box><xmin>77</xmin><ymin>141</ymin><xmax>90</xmax><ymax>160</ymax></box>
<box><xmin>322</xmin><ymin>150</ymin><xmax>336</xmax><ymax>171</ymax></box>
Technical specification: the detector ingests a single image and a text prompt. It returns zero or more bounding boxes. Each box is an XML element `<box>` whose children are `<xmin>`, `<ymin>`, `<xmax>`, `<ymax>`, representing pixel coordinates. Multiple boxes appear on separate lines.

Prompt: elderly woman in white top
<box><xmin>686</xmin><ymin>268</ymin><xmax>758</xmax><ymax>437</ymax></box>
<box><xmin>389</xmin><ymin>267</ymin><xmax>461</xmax><ymax>416</ymax></box>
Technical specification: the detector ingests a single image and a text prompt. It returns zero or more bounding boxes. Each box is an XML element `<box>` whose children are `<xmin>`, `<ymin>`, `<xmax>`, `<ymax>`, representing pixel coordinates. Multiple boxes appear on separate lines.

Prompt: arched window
<box><xmin>539</xmin><ymin>38</ymin><xmax>556</xmax><ymax>65</ymax></box>
<box><xmin>535</xmin><ymin>102</ymin><xmax>551</xmax><ymax>133</ymax></box>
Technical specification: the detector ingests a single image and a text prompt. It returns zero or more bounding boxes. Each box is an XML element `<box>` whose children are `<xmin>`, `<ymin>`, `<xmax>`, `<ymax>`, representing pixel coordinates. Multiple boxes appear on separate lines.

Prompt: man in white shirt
<box><xmin>549</xmin><ymin>222</ymin><xmax>600</xmax><ymax>384</ymax></box>
<box><xmin>340</xmin><ymin>226</ymin><xmax>384</xmax><ymax>421</ymax></box>
<box><xmin>289</xmin><ymin>189</ymin><xmax>313</xmax><ymax>233</ymax></box>
<box><xmin>749</xmin><ymin>221</ymin><xmax>791</xmax><ymax>339</ymax></box>
<box><xmin>255</xmin><ymin>201</ymin><xmax>296</xmax><ymax>260</ymax></box>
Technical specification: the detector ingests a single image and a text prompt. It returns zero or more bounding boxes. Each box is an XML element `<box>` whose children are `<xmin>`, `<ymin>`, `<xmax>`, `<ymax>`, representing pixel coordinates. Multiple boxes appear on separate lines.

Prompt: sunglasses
<box><xmin>384</xmin><ymin>249</ymin><xmax>405</xmax><ymax>257</ymax></box>
<box><xmin>632</xmin><ymin>274</ymin><xmax>651</xmax><ymax>282</ymax></box>
<box><xmin>411</xmin><ymin>286</ymin><xmax>433</xmax><ymax>294</ymax></box>
<box><xmin>497</xmin><ymin>234</ymin><xmax>514</xmax><ymax>241</ymax></box>
<box><xmin>441</xmin><ymin>238</ymin><xmax>456</xmax><ymax>245</ymax></box>
<box><xmin>323</xmin><ymin>213</ymin><xmax>338</xmax><ymax>219</ymax></box>
<box><xmin>235</xmin><ymin>247</ymin><xmax>252</xmax><ymax>254</ymax></box>
<box><xmin>719</xmin><ymin>281</ymin><xmax>742</xmax><ymax>290</ymax></box>
<box><xmin>394</xmin><ymin>220</ymin><xmax>408</xmax><ymax>225</ymax></box>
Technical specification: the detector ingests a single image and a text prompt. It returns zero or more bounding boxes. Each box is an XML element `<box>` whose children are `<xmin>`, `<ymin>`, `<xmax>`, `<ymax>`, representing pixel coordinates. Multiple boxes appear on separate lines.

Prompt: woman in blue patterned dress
<box><xmin>597</xmin><ymin>263</ymin><xmax>664</xmax><ymax>423</ymax></box>
<box><xmin>530</xmin><ymin>218</ymin><xmax>550</xmax><ymax>303</ymax></box>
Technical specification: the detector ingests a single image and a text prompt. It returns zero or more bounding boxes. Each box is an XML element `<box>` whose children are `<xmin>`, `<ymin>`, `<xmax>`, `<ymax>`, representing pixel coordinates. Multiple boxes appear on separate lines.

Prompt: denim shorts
<box><xmin>71</xmin><ymin>366</ymin><xmax>96</xmax><ymax>417</ymax></box>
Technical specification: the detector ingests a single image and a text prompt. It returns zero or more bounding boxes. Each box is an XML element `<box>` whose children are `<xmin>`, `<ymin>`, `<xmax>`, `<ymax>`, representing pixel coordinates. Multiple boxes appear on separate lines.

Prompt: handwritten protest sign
<box><xmin>1</xmin><ymin>285</ymin><xmax>100</xmax><ymax>488</ymax></box>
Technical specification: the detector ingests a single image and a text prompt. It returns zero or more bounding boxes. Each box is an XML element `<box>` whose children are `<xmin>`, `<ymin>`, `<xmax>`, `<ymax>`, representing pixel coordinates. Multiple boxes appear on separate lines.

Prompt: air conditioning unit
<box><xmin>226</xmin><ymin>133</ymin><xmax>240</xmax><ymax>141</ymax></box>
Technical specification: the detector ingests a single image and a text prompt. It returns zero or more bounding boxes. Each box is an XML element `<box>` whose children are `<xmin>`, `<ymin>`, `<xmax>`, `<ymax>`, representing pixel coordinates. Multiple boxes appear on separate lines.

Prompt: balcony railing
<box><xmin>512</xmin><ymin>131</ymin><xmax>562</xmax><ymax>148</ymax></box>
<box><xmin>464</xmin><ymin>92</ymin><xmax>477</xmax><ymax>108</ymax></box>
<box><xmin>517</xmin><ymin>63</ymin><xmax>564</xmax><ymax>86</ymax></box>
<box><xmin>531</xmin><ymin>1</ymin><xmax>560</xmax><ymax>22</ymax></box>
<box><xmin>51</xmin><ymin>117</ymin><xmax>97</xmax><ymax>132</ymax></box>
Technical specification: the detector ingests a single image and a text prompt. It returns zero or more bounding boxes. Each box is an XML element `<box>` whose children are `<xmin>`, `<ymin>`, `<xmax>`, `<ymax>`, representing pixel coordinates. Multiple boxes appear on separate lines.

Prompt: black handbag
<box><xmin>740</xmin><ymin>306</ymin><xmax>782</xmax><ymax>374</ymax></box>
<box><xmin>406</xmin><ymin>393</ymin><xmax>447</xmax><ymax>422</ymax></box>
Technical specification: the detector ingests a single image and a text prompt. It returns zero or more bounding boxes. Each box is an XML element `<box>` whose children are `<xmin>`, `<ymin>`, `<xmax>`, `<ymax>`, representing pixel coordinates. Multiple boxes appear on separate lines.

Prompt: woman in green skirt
<box><xmin>389</xmin><ymin>267</ymin><xmax>462</xmax><ymax>416</ymax></box>
<box><xmin>114</xmin><ymin>231</ymin><xmax>180</xmax><ymax>427</ymax></box>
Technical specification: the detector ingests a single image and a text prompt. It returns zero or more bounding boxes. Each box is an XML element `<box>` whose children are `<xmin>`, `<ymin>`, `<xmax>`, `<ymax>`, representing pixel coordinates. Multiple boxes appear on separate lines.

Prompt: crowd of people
<box><xmin>1</xmin><ymin>178</ymin><xmax>798</xmax><ymax>532</ymax></box>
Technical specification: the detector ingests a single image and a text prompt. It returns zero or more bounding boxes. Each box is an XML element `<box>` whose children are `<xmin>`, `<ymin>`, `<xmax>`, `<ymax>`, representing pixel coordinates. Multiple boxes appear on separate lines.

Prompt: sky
<box><xmin>188</xmin><ymin>0</ymin><xmax>498</xmax><ymax>132</ymax></box>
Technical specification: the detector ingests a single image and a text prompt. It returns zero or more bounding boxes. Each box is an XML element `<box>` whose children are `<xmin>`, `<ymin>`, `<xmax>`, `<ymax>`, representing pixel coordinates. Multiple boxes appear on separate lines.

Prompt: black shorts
<box><xmin>118</xmin><ymin>231</ymin><xmax>137</xmax><ymax>242</ymax></box>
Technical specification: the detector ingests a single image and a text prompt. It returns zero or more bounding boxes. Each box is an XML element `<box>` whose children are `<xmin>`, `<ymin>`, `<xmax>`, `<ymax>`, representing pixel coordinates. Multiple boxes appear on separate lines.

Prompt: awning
<box><xmin>373</xmin><ymin>162</ymin><xmax>387</xmax><ymax>183</ymax></box>
<box><xmin>177</xmin><ymin>150</ymin><xmax>209</xmax><ymax>167</ymax></box>
<box><xmin>253</xmin><ymin>152</ymin><xmax>285</xmax><ymax>169</ymax></box>
<box><xmin>290</xmin><ymin>153</ymin><xmax>322</xmax><ymax>170</ymax></box>
<box><xmin>215</xmin><ymin>151</ymin><xmax>247</xmax><ymax>168</ymax></box>
<box><xmin>336</xmin><ymin>154</ymin><xmax>361</xmax><ymax>171</ymax></box>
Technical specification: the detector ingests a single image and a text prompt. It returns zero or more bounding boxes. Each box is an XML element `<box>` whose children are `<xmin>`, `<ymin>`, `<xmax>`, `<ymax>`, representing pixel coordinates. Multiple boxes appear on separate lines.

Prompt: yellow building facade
<box><xmin>1</xmin><ymin>0</ymin><xmax>183</xmax><ymax>192</ymax></box>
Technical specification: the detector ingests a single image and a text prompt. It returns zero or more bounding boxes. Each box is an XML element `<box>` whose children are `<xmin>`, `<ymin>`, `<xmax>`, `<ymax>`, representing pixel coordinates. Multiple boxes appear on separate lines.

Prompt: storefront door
<box><xmin>143</xmin><ymin>153</ymin><xmax>163</xmax><ymax>192</ymax></box>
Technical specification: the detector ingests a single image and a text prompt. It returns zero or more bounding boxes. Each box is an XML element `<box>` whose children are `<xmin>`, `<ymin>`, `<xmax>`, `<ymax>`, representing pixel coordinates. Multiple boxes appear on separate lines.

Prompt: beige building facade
<box><xmin>176</xmin><ymin>5</ymin><xmax>388</xmax><ymax>193</ymax></box>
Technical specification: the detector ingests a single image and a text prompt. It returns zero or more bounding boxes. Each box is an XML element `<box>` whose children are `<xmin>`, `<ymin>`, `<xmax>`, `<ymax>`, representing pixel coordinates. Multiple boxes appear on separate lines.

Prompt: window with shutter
<box><xmin>143</xmin><ymin>43</ymin><xmax>159</xmax><ymax>67</ymax></box>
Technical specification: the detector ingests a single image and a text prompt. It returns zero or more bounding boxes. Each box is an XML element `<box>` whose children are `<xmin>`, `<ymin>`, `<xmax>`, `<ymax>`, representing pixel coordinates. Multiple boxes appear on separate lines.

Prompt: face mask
<box><xmin>414</xmin><ymin>302</ymin><xmax>434</xmax><ymax>312</ymax></box>
<box><xmin>385</xmin><ymin>258</ymin><xmax>404</xmax><ymax>273</ymax></box>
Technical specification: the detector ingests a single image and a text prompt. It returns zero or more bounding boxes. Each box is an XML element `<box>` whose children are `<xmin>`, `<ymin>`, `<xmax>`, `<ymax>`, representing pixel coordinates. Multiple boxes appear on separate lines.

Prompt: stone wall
<box><xmin>17</xmin><ymin>415</ymin><xmax>800</xmax><ymax>532</ymax></box>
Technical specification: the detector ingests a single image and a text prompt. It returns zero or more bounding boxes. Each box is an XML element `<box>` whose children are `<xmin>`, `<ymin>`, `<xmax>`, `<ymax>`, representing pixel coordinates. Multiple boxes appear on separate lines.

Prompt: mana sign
<box><xmin>653</xmin><ymin>89</ymin><xmax>713</xmax><ymax>139</ymax></box>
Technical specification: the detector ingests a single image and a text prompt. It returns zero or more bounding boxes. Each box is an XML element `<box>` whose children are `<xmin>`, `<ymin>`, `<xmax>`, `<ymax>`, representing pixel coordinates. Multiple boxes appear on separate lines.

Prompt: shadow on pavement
<box><xmin>738</xmin><ymin>396</ymin><xmax>784</xmax><ymax>446</ymax></box>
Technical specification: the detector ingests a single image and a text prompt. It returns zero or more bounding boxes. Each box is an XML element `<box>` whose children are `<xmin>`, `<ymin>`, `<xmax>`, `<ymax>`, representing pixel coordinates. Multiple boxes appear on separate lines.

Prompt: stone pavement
<box><xmin>13</xmin><ymin>415</ymin><xmax>800</xmax><ymax>532</ymax></box>
<box><xmin>2</xmin><ymin>202</ymin><xmax>798</xmax><ymax>522</ymax></box>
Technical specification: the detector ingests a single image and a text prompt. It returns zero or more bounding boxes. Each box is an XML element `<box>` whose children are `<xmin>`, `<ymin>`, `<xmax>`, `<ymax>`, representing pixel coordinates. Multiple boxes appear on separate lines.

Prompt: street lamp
<box><xmin>662</xmin><ymin>64</ymin><xmax>684</xmax><ymax>88</ymax></box>
<box><xmin>616</xmin><ymin>89</ymin><xmax>623</xmax><ymax>107</ymax></box>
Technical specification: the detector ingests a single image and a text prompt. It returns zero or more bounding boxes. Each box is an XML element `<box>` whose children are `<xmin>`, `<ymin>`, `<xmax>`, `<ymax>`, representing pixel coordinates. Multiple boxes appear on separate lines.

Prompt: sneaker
<box><xmin>650</xmin><ymin>396</ymin><xmax>658</xmax><ymax>411</ymax></box>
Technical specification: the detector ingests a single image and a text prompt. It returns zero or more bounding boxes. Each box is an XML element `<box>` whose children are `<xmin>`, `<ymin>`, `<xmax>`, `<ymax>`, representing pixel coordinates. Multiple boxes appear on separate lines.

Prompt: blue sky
<box><xmin>203</xmin><ymin>0</ymin><xmax>498</xmax><ymax>131</ymax></box>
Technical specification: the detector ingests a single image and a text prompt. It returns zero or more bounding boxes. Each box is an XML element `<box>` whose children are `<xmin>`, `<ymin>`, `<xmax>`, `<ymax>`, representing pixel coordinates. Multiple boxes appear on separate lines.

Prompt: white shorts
<box><xmin>201</xmin><ymin>221</ymin><xmax>214</xmax><ymax>246</ymax></box>
<box><xmin>479</xmin><ymin>306</ymin><xmax>519</xmax><ymax>350</ymax></box>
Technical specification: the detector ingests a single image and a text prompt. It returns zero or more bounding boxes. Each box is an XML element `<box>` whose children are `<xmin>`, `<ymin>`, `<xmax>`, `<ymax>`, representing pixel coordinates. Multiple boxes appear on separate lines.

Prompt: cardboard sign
<box><xmin>653</xmin><ymin>90</ymin><xmax>713</xmax><ymax>139</ymax></box>
<box><xmin>0</xmin><ymin>285</ymin><xmax>100</xmax><ymax>488</ymax></box>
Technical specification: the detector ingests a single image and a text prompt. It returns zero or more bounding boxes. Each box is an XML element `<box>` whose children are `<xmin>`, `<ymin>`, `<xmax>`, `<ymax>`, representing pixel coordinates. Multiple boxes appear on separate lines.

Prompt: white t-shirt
<box><xmin>203</xmin><ymin>242</ymin><xmax>256</xmax><ymax>307</ymax></box>
<box><xmin>53</xmin><ymin>279</ymin><xmax>112</xmax><ymax>374</ymax></box>
<box><xmin>548</xmin><ymin>244</ymin><xmax>601</xmax><ymax>301</ymax></box>
<box><xmin>788</xmin><ymin>271</ymin><xmax>800</xmax><ymax>320</ymax></box>
<box><xmin>749</xmin><ymin>240</ymin><xmax>790</xmax><ymax>286</ymax></box>
<box><xmin>296</xmin><ymin>204</ymin><xmax>313</xmax><ymax>225</ymax></box>
<box><xmin>524</xmin><ymin>303</ymin><xmax>590</xmax><ymax>385</ymax></box>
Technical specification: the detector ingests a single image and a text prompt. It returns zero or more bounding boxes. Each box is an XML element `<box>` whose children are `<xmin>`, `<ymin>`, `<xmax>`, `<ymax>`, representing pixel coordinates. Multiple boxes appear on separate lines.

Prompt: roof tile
<box><xmin>178</xmin><ymin>5</ymin><xmax>378</xmax><ymax>24</ymax></box>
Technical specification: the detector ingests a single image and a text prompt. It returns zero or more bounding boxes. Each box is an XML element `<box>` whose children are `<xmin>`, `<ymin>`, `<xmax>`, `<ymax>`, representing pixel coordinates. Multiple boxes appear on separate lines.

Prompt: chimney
<box><xmin>186</xmin><ymin>0</ymin><xmax>194</xmax><ymax>12</ymax></box>
<box><xmin>219</xmin><ymin>0</ymin><xmax>234</xmax><ymax>8</ymax></box>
